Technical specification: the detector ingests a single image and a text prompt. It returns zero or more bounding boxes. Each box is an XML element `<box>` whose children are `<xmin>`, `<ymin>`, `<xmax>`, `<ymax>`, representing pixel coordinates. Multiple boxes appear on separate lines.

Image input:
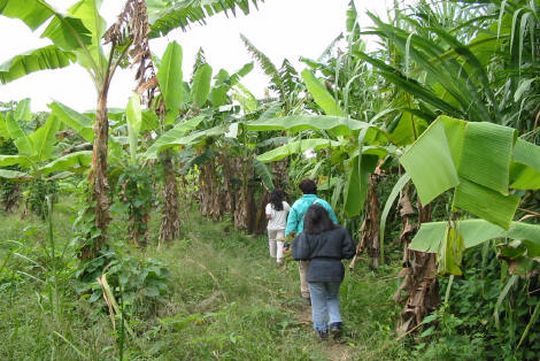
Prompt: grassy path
<box><xmin>0</xmin><ymin>203</ymin><xmax>410</xmax><ymax>360</ymax></box>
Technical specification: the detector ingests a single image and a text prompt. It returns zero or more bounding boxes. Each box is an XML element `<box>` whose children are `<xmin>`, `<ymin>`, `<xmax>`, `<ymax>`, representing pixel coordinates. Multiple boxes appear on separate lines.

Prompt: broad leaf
<box><xmin>49</xmin><ymin>101</ymin><xmax>93</xmax><ymax>142</ymax></box>
<box><xmin>253</xmin><ymin>159</ymin><xmax>274</xmax><ymax>190</ymax></box>
<box><xmin>0</xmin><ymin>45</ymin><xmax>75</xmax><ymax>84</ymax></box>
<box><xmin>144</xmin><ymin>115</ymin><xmax>205</xmax><ymax>158</ymax></box>
<box><xmin>0</xmin><ymin>0</ymin><xmax>55</xmax><ymax>30</ymax></box>
<box><xmin>256</xmin><ymin>138</ymin><xmax>341</xmax><ymax>163</ymax></box>
<box><xmin>39</xmin><ymin>151</ymin><xmax>92</xmax><ymax>175</ymax></box>
<box><xmin>191</xmin><ymin>63</ymin><xmax>212</xmax><ymax>107</ymax></box>
<box><xmin>343</xmin><ymin>154</ymin><xmax>378</xmax><ymax>217</ymax></box>
<box><xmin>452</xmin><ymin>179</ymin><xmax>519</xmax><ymax>229</ymax></box>
<box><xmin>68</xmin><ymin>0</ymin><xmax>107</xmax><ymax>74</ymax></box>
<box><xmin>458</xmin><ymin>122</ymin><xmax>515</xmax><ymax>195</ymax></box>
<box><xmin>301</xmin><ymin>69</ymin><xmax>345</xmax><ymax>116</ymax></box>
<box><xmin>0</xmin><ymin>155</ymin><xmax>29</xmax><ymax>168</ymax></box>
<box><xmin>410</xmin><ymin>219</ymin><xmax>540</xmax><ymax>254</ymax></box>
<box><xmin>510</xmin><ymin>139</ymin><xmax>540</xmax><ymax>189</ymax></box>
<box><xmin>245</xmin><ymin>115</ymin><xmax>375</xmax><ymax>137</ymax></box>
<box><xmin>41</xmin><ymin>14</ymin><xmax>92</xmax><ymax>52</ymax></box>
<box><xmin>28</xmin><ymin>114</ymin><xmax>60</xmax><ymax>161</ymax></box>
<box><xmin>437</xmin><ymin>223</ymin><xmax>465</xmax><ymax>276</ymax></box>
<box><xmin>157</xmin><ymin>41</ymin><xmax>183</xmax><ymax>115</ymax></box>
<box><xmin>150</xmin><ymin>0</ymin><xmax>264</xmax><ymax>38</ymax></box>
<box><xmin>5</xmin><ymin>113</ymin><xmax>33</xmax><ymax>156</ymax></box>
<box><xmin>400</xmin><ymin>119</ymin><xmax>459</xmax><ymax>204</ymax></box>
<box><xmin>0</xmin><ymin>169</ymin><xmax>30</xmax><ymax>180</ymax></box>
<box><xmin>126</xmin><ymin>94</ymin><xmax>142</xmax><ymax>163</ymax></box>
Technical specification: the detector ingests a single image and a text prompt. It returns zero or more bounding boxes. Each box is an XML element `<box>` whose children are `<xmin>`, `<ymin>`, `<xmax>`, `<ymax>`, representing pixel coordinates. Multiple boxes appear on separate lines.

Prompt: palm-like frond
<box><xmin>240</xmin><ymin>33</ymin><xmax>282</xmax><ymax>96</ymax></box>
<box><xmin>149</xmin><ymin>0</ymin><xmax>264</xmax><ymax>38</ymax></box>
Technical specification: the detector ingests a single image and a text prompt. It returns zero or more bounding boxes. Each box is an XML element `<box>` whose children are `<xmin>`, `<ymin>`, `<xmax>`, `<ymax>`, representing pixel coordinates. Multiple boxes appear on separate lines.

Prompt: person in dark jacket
<box><xmin>292</xmin><ymin>204</ymin><xmax>356</xmax><ymax>340</ymax></box>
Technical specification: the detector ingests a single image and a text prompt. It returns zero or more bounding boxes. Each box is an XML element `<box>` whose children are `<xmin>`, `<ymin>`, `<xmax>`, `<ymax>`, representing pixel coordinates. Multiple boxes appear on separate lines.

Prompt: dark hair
<box><xmin>269</xmin><ymin>189</ymin><xmax>284</xmax><ymax>211</ymax></box>
<box><xmin>299</xmin><ymin>179</ymin><xmax>317</xmax><ymax>194</ymax></box>
<box><xmin>304</xmin><ymin>204</ymin><xmax>335</xmax><ymax>235</ymax></box>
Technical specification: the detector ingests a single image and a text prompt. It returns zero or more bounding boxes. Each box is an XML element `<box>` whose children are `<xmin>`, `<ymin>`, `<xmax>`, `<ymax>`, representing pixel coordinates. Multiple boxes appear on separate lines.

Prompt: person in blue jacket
<box><xmin>285</xmin><ymin>179</ymin><xmax>338</xmax><ymax>300</ymax></box>
<box><xmin>292</xmin><ymin>204</ymin><xmax>355</xmax><ymax>340</ymax></box>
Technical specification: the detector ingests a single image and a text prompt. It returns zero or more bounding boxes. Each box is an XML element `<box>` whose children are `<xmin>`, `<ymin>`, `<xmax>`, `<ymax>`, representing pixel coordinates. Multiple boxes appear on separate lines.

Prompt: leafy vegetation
<box><xmin>0</xmin><ymin>0</ymin><xmax>539</xmax><ymax>359</ymax></box>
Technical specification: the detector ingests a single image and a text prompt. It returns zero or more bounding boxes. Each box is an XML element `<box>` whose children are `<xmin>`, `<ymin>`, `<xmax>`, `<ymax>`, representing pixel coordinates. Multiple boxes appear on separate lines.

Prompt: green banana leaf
<box><xmin>256</xmin><ymin>138</ymin><xmax>342</xmax><ymax>163</ymax></box>
<box><xmin>157</xmin><ymin>41</ymin><xmax>184</xmax><ymax>116</ymax></box>
<box><xmin>343</xmin><ymin>154</ymin><xmax>378</xmax><ymax>217</ymax></box>
<box><xmin>149</xmin><ymin>0</ymin><xmax>264</xmax><ymax>38</ymax></box>
<box><xmin>49</xmin><ymin>101</ymin><xmax>94</xmax><ymax>142</ymax></box>
<box><xmin>0</xmin><ymin>45</ymin><xmax>75</xmax><ymax>84</ymax></box>
<box><xmin>28</xmin><ymin>115</ymin><xmax>60</xmax><ymax>162</ymax></box>
<box><xmin>191</xmin><ymin>63</ymin><xmax>212</xmax><ymax>107</ymax></box>
<box><xmin>452</xmin><ymin>179</ymin><xmax>520</xmax><ymax>229</ymax></box>
<box><xmin>39</xmin><ymin>151</ymin><xmax>92</xmax><ymax>175</ymax></box>
<box><xmin>458</xmin><ymin>122</ymin><xmax>515</xmax><ymax>195</ymax></box>
<box><xmin>245</xmin><ymin>115</ymin><xmax>376</xmax><ymax>137</ymax></box>
<box><xmin>5</xmin><ymin>113</ymin><xmax>33</xmax><ymax>156</ymax></box>
<box><xmin>410</xmin><ymin>219</ymin><xmax>540</xmax><ymax>251</ymax></box>
<box><xmin>0</xmin><ymin>169</ymin><xmax>31</xmax><ymax>180</ymax></box>
<box><xmin>301</xmin><ymin>69</ymin><xmax>345</xmax><ymax>116</ymax></box>
<box><xmin>144</xmin><ymin>116</ymin><xmax>207</xmax><ymax>158</ymax></box>
<box><xmin>511</xmin><ymin>138</ymin><xmax>540</xmax><ymax>189</ymax></box>
<box><xmin>0</xmin><ymin>155</ymin><xmax>30</xmax><ymax>168</ymax></box>
<box><xmin>253</xmin><ymin>159</ymin><xmax>274</xmax><ymax>190</ymax></box>
<box><xmin>126</xmin><ymin>94</ymin><xmax>142</xmax><ymax>163</ymax></box>
<box><xmin>68</xmin><ymin>0</ymin><xmax>107</xmax><ymax>73</ymax></box>
<box><xmin>400</xmin><ymin>119</ymin><xmax>459</xmax><ymax>205</ymax></box>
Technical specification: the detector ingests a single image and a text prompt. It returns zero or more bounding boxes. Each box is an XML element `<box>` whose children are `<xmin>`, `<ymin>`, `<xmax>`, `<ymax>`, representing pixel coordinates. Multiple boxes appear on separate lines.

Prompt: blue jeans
<box><xmin>308</xmin><ymin>281</ymin><xmax>342</xmax><ymax>332</ymax></box>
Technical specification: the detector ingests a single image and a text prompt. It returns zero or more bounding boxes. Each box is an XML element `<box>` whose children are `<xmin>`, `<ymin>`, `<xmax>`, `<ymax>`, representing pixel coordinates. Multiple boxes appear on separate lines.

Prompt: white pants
<box><xmin>267</xmin><ymin>228</ymin><xmax>285</xmax><ymax>262</ymax></box>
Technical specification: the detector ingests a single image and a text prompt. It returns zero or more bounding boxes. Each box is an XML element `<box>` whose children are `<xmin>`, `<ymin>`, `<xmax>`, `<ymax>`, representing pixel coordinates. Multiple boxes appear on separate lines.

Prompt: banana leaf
<box><xmin>256</xmin><ymin>138</ymin><xmax>342</xmax><ymax>163</ymax></box>
<box><xmin>245</xmin><ymin>115</ymin><xmax>376</xmax><ymax>137</ymax></box>
<box><xmin>410</xmin><ymin>219</ymin><xmax>540</xmax><ymax>253</ymax></box>
<box><xmin>301</xmin><ymin>69</ymin><xmax>345</xmax><ymax>116</ymax></box>
<box><xmin>157</xmin><ymin>41</ymin><xmax>183</xmax><ymax>116</ymax></box>
<box><xmin>191</xmin><ymin>63</ymin><xmax>212</xmax><ymax>107</ymax></box>
<box><xmin>39</xmin><ymin>151</ymin><xmax>92</xmax><ymax>175</ymax></box>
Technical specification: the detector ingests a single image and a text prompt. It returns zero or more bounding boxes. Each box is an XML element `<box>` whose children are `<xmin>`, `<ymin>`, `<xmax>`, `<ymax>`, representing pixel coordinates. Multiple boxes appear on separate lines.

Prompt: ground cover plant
<box><xmin>0</xmin><ymin>0</ymin><xmax>539</xmax><ymax>360</ymax></box>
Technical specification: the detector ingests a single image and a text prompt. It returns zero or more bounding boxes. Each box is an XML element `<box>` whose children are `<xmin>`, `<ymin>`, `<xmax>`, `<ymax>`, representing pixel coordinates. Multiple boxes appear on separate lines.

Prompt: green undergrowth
<box><xmin>0</xmin><ymin>199</ymin><xmax>410</xmax><ymax>360</ymax></box>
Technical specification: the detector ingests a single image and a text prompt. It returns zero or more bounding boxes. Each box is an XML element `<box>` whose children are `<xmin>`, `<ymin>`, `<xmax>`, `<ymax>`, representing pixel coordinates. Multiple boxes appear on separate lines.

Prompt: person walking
<box><xmin>265</xmin><ymin>189</ymin><xmax>290</xmax><ymax>265</ymax></box>
<box><xmin>292</xmin><ymin>204</ymin><xmax>355</xmax><ymax>340</ymax></box>
<box><xmin>285</xmin><ymin>179</ymin><xmax>338</xmax><ymax>301</ymax></box>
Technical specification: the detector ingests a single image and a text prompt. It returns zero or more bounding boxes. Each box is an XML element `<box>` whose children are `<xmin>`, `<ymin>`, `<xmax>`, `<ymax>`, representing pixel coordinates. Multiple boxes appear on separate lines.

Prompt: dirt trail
<box><xmin>294</xmin><ymin>304</ymin><xmax>353</xmax><ymax>361</ymax></box>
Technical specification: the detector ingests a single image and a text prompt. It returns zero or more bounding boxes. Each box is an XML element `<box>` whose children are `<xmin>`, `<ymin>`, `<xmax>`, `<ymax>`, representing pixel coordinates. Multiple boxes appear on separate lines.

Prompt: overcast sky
<box><xmin>0</xmin><ymin>0</ymin><xmax>391</xmax><ymax>112</ymax></box>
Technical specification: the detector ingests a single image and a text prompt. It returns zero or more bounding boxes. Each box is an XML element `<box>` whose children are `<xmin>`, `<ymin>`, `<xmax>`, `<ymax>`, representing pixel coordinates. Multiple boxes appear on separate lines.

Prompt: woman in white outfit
<box><xmin>265</xmin><ymin>189</ymin><xmax>290</xmax><ymax>265</ymax></box>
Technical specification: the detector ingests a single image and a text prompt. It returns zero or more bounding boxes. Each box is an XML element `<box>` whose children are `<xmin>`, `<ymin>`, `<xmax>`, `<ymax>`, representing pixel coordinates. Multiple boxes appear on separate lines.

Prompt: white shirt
<box><xmin>265</xmin><ymin>201</ymin><xmax>291</xmax><ymax>230</ymax></box>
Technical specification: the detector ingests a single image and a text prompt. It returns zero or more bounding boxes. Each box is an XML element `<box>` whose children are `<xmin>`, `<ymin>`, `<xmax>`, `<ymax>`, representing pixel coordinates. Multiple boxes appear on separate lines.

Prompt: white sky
<box><xmin>0</xmin><ymin>0</ymin><xmax>391</xmax><ymax>112</ymax></box>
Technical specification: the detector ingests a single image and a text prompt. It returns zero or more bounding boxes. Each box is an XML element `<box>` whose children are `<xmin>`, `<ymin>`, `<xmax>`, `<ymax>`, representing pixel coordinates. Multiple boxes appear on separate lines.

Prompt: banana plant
<box><xmin>400</xmin><ymin>115</ymin><xmax>540</xmax><ymax>274</ymax></box>
<box><xmin>0</xmin><ymin>0</ymin><xmax>265</xmax><ymax>259</ymax></box>
<box><xmin>0</xmin><ymin>100</ymin><xmax>92</xmax><ymax>217</ymax></box>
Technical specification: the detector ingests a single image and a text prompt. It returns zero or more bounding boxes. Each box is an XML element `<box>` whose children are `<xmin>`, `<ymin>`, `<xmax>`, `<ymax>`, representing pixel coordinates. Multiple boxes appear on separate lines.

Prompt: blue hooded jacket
<box><xmin>285</xmin><ymin>194</ymin><xmax>338</xmax><ymax>237</ymax></box>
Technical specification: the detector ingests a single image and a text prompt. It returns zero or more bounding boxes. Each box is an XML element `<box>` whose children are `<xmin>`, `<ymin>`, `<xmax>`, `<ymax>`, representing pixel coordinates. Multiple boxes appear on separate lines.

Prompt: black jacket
<box><xmin>292</xmin><ymin>226</ymin><xmax>356</xmax><ymax>282</ymax></box>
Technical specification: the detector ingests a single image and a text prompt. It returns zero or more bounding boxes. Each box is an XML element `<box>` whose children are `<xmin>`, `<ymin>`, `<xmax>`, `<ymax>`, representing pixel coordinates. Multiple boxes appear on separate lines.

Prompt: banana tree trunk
<box><xmin>199</xmin><ymin>160</ymin><xmax>222</xmax><ymax>220</ymax></box>
<box><xmin>159</xmin><ymin>150</ymin><xmax>180</xmax><ymax>243</ymax></box>
<box><xmin>271</xmin><ymin>159</ymin><xmax>289</xmax><ymax>190</ymax></box>
<box><xmin>350</xmin><ymin>173</ymin><xmax>381</xmax><ymax>269</ymax></box>
<box><xmin>394</xmin><ymin>189</ymin><xmax>439</xmax><ymax>336</ymax></box>
<box><xmin>233</xmin><ymin>156</ymin><xmax>253</xmax><ymax>231</ymax></box>
<box><xmin>81</xmin><ymin>89</ymin><xmax>111</xmax><ymax>260</ymax></box>
<box><xmin>219</xmin><ymin>152</ymin><xmax>235</xmax><ymax>213</ymax></box>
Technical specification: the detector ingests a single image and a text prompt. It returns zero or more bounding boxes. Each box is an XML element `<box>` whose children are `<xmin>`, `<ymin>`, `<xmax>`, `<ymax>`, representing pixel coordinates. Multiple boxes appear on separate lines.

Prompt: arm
<box><xmin>265</xmin><ymin>203</ymin><xmax>272</xmax><ymax>220</ymax></box>
<box><xmin>292</xmin><ymin>233</ymin><xmax>310</xmax><ymax>261</ymax></box>
<box><xmin>341</xmin><ymin>228</ymin><xmax>356</xmax><ymax>259</ymax></box>
<box><xmin>285</xmin><ymin>205</ymin><xmax>298</xmax><ymax>238</ymax></box>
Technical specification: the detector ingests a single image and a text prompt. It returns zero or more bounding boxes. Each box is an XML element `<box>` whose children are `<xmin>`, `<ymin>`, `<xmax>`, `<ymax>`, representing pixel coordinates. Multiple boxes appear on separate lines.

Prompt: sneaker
<box><xmin>316</xmin><ymin>329</ymin><xmax>328</xmax><ymax>341</ymax></box>
<box><xmin>329</xmin><ymin>322</ymin><xmax>343</xmax><ymax>340</ymax></box>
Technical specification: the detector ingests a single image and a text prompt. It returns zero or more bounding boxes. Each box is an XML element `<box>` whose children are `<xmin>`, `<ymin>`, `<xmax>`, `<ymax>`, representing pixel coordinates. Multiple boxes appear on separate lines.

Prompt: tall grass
<box><xmin>0</xmin><ymin>200</ymin><xmax>411</xmax><ymax>360</ymax></box>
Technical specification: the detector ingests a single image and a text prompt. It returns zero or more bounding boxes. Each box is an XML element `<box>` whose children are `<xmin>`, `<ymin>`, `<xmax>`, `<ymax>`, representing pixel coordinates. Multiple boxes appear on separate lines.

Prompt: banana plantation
<box><xmin>0</xmin><ymin>0</ymin><xmax>539</xmax><ymax>360</ymax></box>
